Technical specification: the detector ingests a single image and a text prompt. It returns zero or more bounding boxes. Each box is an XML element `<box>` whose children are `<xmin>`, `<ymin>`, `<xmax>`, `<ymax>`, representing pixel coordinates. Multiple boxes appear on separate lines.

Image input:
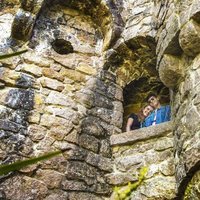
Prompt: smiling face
<box><xmin>147</xmin><ymin>95</ymin><xmax>160</xmax><ymax>109</ymax></box>
<box><xmin>142</xmin><ymin>105</ymin><xmax>153</xmax><ymax>117</ymax></box>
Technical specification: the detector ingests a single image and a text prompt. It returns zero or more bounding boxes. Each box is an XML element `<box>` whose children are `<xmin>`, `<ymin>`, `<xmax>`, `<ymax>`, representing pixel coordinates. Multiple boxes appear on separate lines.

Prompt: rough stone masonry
<box><xmin>0</xmin><ymin>0</ymin><xmax>200</xmax><ymax>199</ymax></box>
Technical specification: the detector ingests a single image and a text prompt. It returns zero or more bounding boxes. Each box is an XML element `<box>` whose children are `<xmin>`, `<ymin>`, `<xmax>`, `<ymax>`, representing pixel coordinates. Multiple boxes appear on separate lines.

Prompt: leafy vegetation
<box><xmin>0</xmin><ymin>149</ymin><xmax>69</xmax><ymax>176</ymax></box>
<box><xmin>113</xmin><ymin>166</ymin><xmax>148</xmax><ymax>200</ymax></box>
<box><xmin>0</xmin><ymin>49</ymin><xmax>28</xmax><ymax>60</ymax></box>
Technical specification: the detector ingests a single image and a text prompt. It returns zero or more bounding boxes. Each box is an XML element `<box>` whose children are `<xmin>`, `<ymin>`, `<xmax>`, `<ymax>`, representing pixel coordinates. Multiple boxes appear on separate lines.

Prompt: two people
<box><xmin>126</xmin><ymin>93</ymin><xmax>171</xmax><ymax>131</ymax></box>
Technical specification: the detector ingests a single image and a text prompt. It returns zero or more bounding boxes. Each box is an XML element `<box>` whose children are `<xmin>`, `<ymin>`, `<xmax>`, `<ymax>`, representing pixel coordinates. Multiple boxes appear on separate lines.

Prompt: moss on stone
<box><xmin>113</xmin><ymin>166</ymin><xmax>148</xmax><ymax>200</ymax></box>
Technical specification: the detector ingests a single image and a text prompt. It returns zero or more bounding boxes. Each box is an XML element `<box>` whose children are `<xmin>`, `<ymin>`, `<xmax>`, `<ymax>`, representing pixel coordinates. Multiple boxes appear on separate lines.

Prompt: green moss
<box><xmin>113</xmin><ymin>166</ymin><xmax>148</xmax><ymax>200</ymax></box>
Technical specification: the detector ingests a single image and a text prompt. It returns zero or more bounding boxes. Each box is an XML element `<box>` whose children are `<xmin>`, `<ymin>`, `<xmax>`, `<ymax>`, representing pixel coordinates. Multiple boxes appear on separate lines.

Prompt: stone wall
<box><xmin>0</xmin><ymin>1</ymin><xmax>124</xmax><ymax>199</ymax></box>
<box><xmin>109</xmin><ymin>122</ymin><xmax>176</xmax><ymax>200</ymax></box>
<box><xmin>1</xmin><ymin>0</ymin><xmax>200</xmax><ymax>199</ymax></box>
<box><xmin>155</xmin><ymin>0</ymin><xmax>200</xmax><ymax>198</ymax></box>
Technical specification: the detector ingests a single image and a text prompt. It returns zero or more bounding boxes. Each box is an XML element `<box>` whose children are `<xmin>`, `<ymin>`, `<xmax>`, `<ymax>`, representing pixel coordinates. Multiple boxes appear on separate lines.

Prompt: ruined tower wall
<box><xmin>0</xmin><ymin>0</ymin><xmax>200</xmax><ymax>199</ymax></box>
<box><xmin>155</xmin><ymin>0</ymin><xmax>200</xmax><ymax>198</ymax></box>
<box><xmin>0</xmin><ymin>1</ymin><xmax>124</xmax><ymax>199</ymax></box>
<box><xmin>110</xmin><ymin>122</ymin><xmax>176</xmax><ymax>200</ymax></box>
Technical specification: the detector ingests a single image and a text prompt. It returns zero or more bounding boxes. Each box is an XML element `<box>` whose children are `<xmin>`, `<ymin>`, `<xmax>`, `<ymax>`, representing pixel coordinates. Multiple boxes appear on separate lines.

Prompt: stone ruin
<box><xmin>0</xmin><ymin>0</ymin><xmax>200</xmax><ymax>199</ymax></box>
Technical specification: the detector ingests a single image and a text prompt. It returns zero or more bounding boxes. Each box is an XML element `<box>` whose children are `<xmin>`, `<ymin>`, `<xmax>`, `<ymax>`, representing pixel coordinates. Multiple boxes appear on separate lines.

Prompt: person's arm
<box><xmin>126</xmin><ymin>118</ymin><xmax>134</xmax><ymax>132</ymax></box>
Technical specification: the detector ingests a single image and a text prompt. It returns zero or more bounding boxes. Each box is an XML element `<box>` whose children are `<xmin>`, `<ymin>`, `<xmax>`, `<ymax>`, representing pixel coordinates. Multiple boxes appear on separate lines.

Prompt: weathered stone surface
<box><xmin>5</xmin><ymin>88</ymin><xmax>34</xmax><ymax>110</ymax></box>
<box><xmin>106</xmin><ymin>172</ymin><xmax>137</xmax><ymax>185</ymax></box>
<box><xmin>42</xmin><ymin>67</ymin><xmax>64</xmax><ymax>82</ymax></box>
<box><xmin>81</xmin><ymin>117</ymin><xmax>105</xmax><ymax>137</ymax></box>
<box><xmin>179</xmin><ymin>20</ymin><xmax>200</xmax><ymax>57</ymax></box>
<box><xmin>39</xmin><ymin>77</ymin><xmax>64</xmax><ymax>91</ymax></box>
<box><xmin>46</xmin><ymin>91</ymin><xmax>76</xmax><ymax>108</ymax></box>
<box><xmin>79</xmin><ymin>133</ymin><xmax>99</xmax><ymax>153</ymax></box>
<box><xmin>36</xmin><ymin>169</ymin><xmax>64</xmax><ymax>189</ymax></box>
<box><xmin>76</xmin><ymin>63</ymin><xmax>97</xmax><ymax>75</ymax></box>
<box><xmin>17</xmin><ymin>63</ymin><xmax>42</xmax><ymax>77</ymax></box>
<box><xmin>2</xmin><ymin>176</ymin><xmax>48</xmax><ymax>200</ymax></box>
<box><xmin>111</xmin><ymin>122</ymin><xmax>172</xmax><ymax>146</ymax></box>
<box><xmin>69</xmin><ymin>192</ymin><xmax>103</xmax><ymax>200</ymax></box>
<box><xmin>100</xmin><ymin>139</ymin><xmax>112</xmax><ymax>158</ymax></box>
<box><xmin>28</xmin><ymin>124</ymin><xmax>46</xmax><ymax>142</ymax></box>
<box><xmin>159</xmin><ymin>54</ymin><xmax>183</xmax><ymax>88</ymax></box>
<box><xmin>11</xmin><ymin>9</ymin><xmax>36</xmax><ymax>41</ymax></box>
<box><xmin>131</xmin><ymin>176</ymin><xmax>176</xmax><ymax>200</ymax></box>
<box><xmin>45</xmin><ymin>106</ymin><xmax>78</xmax><ymax>124</ymax></box>
<box><xmin>44</xmin><ymin>192</ymin><xmax>69</xmax><ymax>200</ymax></box>
<box><xmin>62</xmin><ymin>179</ymin><xmax>87</xmax><ymax>191</ymax></box>
<box><xmin>86</xmin><ymin>152</ymin><xmax>112</xmax><ymax>172</ymax></box>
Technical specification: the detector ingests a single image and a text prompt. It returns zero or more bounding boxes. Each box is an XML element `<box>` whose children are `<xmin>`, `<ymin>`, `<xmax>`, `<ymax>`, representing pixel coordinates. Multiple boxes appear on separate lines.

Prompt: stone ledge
<box><xmin>110</xmin><ymin>121</ymin><xmax>172</xmax><ymax>146</ymax></box>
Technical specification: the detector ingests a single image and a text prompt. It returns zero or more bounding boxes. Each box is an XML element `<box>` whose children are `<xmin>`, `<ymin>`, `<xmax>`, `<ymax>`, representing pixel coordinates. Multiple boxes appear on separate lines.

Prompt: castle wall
<box><xmin>155</xmin><ymin>0</ymin><xmax>200</xmax><ymax>198</ymax></box>
<box><xmin>1</xmin><ymin>0</ymin><xmax>200</xmax><ymax>199</ymax></box>
<box><xmin>109</xmin><ymin>122</ymin><xmax>176</xmax><ymax>200</ymax></box>
<box><xmin>0</xmin><ymin>2</ymin><xmax>124</xmax><ymax>199</ymax></box>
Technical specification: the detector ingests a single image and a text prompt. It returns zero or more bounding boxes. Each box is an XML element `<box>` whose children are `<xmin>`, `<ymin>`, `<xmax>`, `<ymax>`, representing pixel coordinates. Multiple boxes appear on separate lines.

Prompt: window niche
<box><xmin>51</xmin><ymin>39</ymin><xmax>74</xmax><ymax>55</ymax></box>
<box><xmin>122</xmin><ymin>77</ymin><xmax>170</xmax><ymax>131</ymax></box>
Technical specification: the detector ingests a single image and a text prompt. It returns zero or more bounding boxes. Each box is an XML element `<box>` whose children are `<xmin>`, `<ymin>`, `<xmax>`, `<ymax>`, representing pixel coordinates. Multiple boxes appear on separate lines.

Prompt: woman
<box><xmin>126</xmin><ymin>105</ymin><xmax>153</xmax><ymax>131</ymax></box>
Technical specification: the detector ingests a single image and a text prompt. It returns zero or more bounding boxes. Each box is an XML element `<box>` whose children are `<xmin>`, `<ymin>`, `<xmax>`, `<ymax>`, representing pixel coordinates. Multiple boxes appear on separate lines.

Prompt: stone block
<box><xmin>5</xmin><ymin>88</ymin><xmax>34</xmax><ymax>110</ymax></box>
<box><xmin>36</xmin><ymin>169</ymin><xmax>64</xmax><ymax>189</ymax></box>
<box><xmin>48</xmin><ymin>126</ymin><xmax>72</xmax><ymax>141</ymax></box>
<box><xmin>46</xmin><ymin>91</ymin><xmax>76</xmax><ymax>108</ymax></box>
<box><xmin>11</xmin><ymin>9</ymin><xmax>36</xmax><ymax>41</ymax></box>
<box><xmin>79</xmin><ymin>133</ymin><xmax>99</xmax><ymax>153</ymax></box>
<box><xmin>106</xmin><ymin>172</ymin><xmax>137</xmax><ymax>185</ymax></box>
<box><xmin>39</xmin><ymin>77</ymin><xmax>64</xmax><ymax>91</ymax></box>
<box><xmin>159</xmin><ymin>158</ymin><xmax>175</xmax><ymax>176</ymax></box>
<box><xmin>110</xmin><ymin>121</ymin><xmax>172</xmax><ymax>146</ymax></box>
<box><xmin>62</xmin><ymin>180</ymin><xmax>87</xmax><ymax>191</ymax></box>
<box><xmin>28</xmin><ymin>124</ymin><xmax>46</xmax><ymax>142</ymax></box>
<box><xmin>186</xmin><ymin>106</ymin><xmax>200</xmax><ymax>133</ymax></box>
<box><xmin>69</xmin><ymin>192</ymin><xmax>103</xmax><ymax>200</ymax></box>
<box><xmin>60</xmin><ymin>67</ymin><xmax>86</xmax><ymax>82</ymax></box>
<box><xmin>75</xmin><ymin>89</ymin><xmax>94</xmax><ymax>108</ymax></box>
<box><xmin>17</xmin><ymin>63</ymin><xmax>42</xmax><ymax>77</ymax></box>
<box><xmin>89</xmin><ymin>107</ymin><xmax>113</xmax><ymax>123</ymax></box>
<box><xmin>159</xmin><ymin>54</ymin><xmax>183</xmax><ymax>88</ymax></box>
<box><xmin>86</xmin><ymin>152</ymin><xmax>112</xmax><ymax>172</ymax></box>
<box><xmin>42</xmin><ymin>68</ymin><xmax>64</xmax><ymax>82</ymax></box>
<box><xmin>115</xmin><ymin>154</ymin><xmax>144</xmax><ymax>171</ymax></box>
<box><xmin>190</xmin><ymin>0</ymin><xmax>200</xmax><ymax>23</ymax></box>
<box><xmin>2</xmin><ymin>175</ymin><xmax>48</xmax><ymax>200</ymax></box>
<box><xmin>81</xmin><ymin>117</ymin><xmax>105</xmax><ymax>137</ymax></box>
<box><xmin>179</xmin><ymin>20</ymin><xmax>200</xmax><ymax>57</ymax></box>
<box><xmin>45</xmin><ymin>106</ymin><xmax>78</xmax><ymax>124</ymax></box>
<box><xmin>44</xmin><ymin>192</ymin><xmax>69</xmax><ymax>200</ymax></box>
<box><xmin>134</xmin><ymin>176</ymin><xmax>176</xmax><ymax>199</ymax></box>
<box><xmin>64</xmin><ymin>161</ymin><xmax>98</xmax><ymax>185</ymax></box>
<box><xmin>0</xmin><ymin>119</ymin><xmax>22</xmax><ymax>132</ymax></box>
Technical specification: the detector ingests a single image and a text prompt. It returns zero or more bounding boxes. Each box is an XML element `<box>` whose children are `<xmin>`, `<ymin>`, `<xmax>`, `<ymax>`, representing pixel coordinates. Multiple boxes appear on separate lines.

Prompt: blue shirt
<box><xmin>142</xmin><ymin>105</ymin><xmax>171</xmax><ymax>127</ymax></box>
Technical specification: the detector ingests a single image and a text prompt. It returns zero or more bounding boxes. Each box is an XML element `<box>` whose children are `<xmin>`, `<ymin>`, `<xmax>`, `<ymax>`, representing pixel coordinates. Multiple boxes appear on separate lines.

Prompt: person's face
<box><xmin>143</xmin><ymin>105</ymin><xmax>153</xmax><ymax>117</ymax></box>
<box><xmin>148</xmin><ymin>96</ymin><xmax>159</xmax><ymax>108</ymax></box>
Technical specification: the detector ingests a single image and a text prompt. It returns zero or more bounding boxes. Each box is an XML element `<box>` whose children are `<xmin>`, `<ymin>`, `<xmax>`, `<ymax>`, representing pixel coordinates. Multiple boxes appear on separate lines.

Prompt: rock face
<box><xmin>0</xmin><ymin>0</ymin><xmax>200</xmax><ymax>199</ymax></box>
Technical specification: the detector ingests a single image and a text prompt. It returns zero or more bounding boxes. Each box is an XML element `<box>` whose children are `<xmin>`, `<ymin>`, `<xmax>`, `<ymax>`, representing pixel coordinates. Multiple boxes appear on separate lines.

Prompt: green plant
<box><xmin>0</xmin><ymin>149</ymin><xmax>69</xmax><ymax>176</ymax></box>
<box><xmin>0</xmin><ymin>49</ymin><xmax>28</xmax><ymax>60</ymax></box>
<box><xmin>113</xmin><ymin>166</ymin><xmax>148</xmax><ymax>200</ymax></box>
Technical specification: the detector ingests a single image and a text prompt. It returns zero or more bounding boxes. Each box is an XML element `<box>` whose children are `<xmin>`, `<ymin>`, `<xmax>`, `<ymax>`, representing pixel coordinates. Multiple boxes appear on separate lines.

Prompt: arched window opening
<box><xmin>122</xmin><ymin>77</ymin><xmax>170</xmax><ymax>131</ymax></box>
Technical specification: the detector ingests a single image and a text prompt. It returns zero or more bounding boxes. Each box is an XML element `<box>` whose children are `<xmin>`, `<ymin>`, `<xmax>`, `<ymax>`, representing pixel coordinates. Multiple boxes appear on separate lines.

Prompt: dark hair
<box><xmin>145</xmin><ymin>92</ymin><xmax>158</xmax><ymax>102</ymax></box>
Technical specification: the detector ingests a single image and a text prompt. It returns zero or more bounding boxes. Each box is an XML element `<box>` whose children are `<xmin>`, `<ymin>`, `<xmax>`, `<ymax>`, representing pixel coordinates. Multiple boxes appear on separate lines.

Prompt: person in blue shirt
<box><xmin>142</xmin><ymin>93</ymin><xmax>171</xmax><ymax>127</ymax></box>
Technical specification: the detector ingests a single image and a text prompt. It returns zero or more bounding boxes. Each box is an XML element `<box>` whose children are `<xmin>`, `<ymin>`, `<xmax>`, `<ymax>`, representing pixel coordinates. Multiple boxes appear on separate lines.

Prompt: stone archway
<box><xmin>11</xmin><ymin>0</ymin><xmax>123</xmax><ymax>51</ymax></box>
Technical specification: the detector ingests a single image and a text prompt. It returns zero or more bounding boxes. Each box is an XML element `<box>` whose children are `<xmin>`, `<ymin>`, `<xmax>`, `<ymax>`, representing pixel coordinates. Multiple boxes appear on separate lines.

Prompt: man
<box><xmin>142</xmin><ymin>93</ymin><xmax>171</xmax><ymax>127</ymax></box>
